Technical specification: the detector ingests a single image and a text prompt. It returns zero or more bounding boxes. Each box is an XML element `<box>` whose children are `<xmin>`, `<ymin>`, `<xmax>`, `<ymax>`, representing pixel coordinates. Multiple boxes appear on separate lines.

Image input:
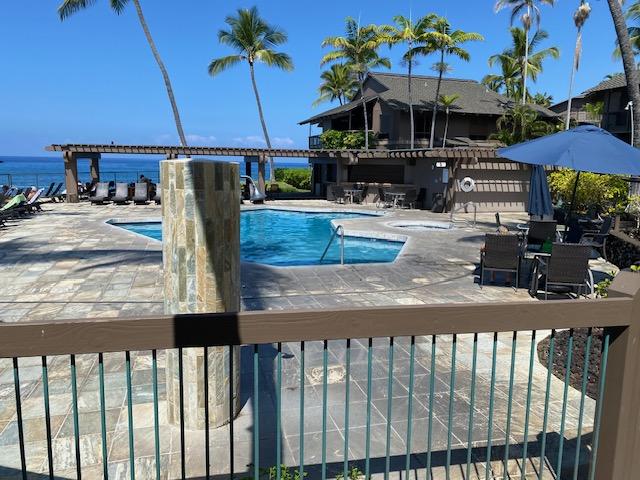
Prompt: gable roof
<box><xmin>300</xmin><ymin>72</ymin><xmax>557</xmax><ymax>124</ymax></box>
<box><xmin>583</xmin><ymin>74</ymin><xmax>627</xmax><ymax>94</ymax></box>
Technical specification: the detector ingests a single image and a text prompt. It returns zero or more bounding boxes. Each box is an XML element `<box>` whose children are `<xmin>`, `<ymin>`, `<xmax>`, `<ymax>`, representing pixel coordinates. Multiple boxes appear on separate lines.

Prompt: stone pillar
<box><xmin>63</xmin><ymin>151</ymin><xmax>79</xmax><ymax>203</ymax></box>
<box><xmin>257</xmin><ymin>155</ymin><xmax>266</xmax><ymax>194</ymax></box>
<box><xmin>89</xmin><ymin>154</ymin><xmax>101</xmax><ymax>182</ymax></box>
<box><xmin>161</xmin><ymin>158</ymin><xmax>241</xmax><ymax>429</ymax></box>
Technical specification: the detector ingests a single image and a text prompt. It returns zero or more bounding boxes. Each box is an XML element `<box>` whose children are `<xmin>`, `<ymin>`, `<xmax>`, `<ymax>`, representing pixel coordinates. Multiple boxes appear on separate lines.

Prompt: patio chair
<box><xmin>133</xmin><ymin>182</ymin><xmax>149</xmax><ymax>205</ymax></box>
<box><xmin>533</xmin><ymin>243</ymin><xmax>593</xmax><ymax>300</ymax></box>
<box><xmin>416</xmin><ymin>188</ymin><xmax>427</xmax><ymax>209</ymax></box>
<box><xmin>47</xmin><ymin>183</ymin><xmax>64</xmax><ymax>202</ymax></box>
<box><xmin>579</xmin><ymin>216</ymin><xmax>613</xmax><ymax>261</ymax></box>
<box><xmin>479</xmin><ymin>233</ymin><xmax>521</xmax><ymax>290</ymax></box>
<box><xmin>22</xmin><ymin>188</ymin><xmax>44</xmax><ymax>213</ymax></box>
<box><xmin>112</xmin><ymin>183</ymin><xmax>130</xmax><ymax>205</ymax></box>
<box><xmin>153</xmin><ymin>184</ymin><xmax>161</xmax><ymax>205</ymax></box>
<box><xmin>526</xmin><ymin>220</ymin><xmax>559</xmax><ymax>247</ymax></box>
<box><xmin>400</xmin><ymin>189</ymin><xmax>418</xmax><ymax>209</ymax></box>
<box><xmin>41</xmin><ymin>182</ymin><xmax>55</xmax><ymax>199</ymax></box>
<box><xmin>495</xmin><ymin>212</ymin><xmax>502</xmax><ymax>229</ymax></box>
<box><xmin>331</xmin><ymin>185</ymin><xmax>346</xmax><ymax>204</ymax></box>
<box><xmin>90</xmin><ymin>182</ymin><xmax>110</xmax><ymax>205</ymax></box>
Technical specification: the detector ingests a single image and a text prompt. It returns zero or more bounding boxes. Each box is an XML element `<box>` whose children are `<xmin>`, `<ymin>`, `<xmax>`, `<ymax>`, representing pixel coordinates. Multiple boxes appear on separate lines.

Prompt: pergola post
<box><xmin>244</xmin><ymin>156</ymin><xmax>253</xmax><ymax>177</ymax></box>
<box><xmin>89</xmin><ymin>154</ymin><xmax>101</xmax><ymax>182</ymax></box>
<box><xmin>63</xmin><ymin>151</ymin><xmax>79</xmax><ymax>203</ymax></box>
<box><xmin>257</xmin><ymin>154</ymin><xmax>266</xmax><ymax>194</ymax></box>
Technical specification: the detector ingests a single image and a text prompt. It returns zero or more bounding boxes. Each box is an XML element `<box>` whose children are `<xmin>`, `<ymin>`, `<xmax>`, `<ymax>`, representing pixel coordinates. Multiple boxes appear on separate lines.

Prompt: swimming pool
<box><xmin>112</xmin><ymin>209</ymin><xmax>404</xmax><ymax>266</ymax></box>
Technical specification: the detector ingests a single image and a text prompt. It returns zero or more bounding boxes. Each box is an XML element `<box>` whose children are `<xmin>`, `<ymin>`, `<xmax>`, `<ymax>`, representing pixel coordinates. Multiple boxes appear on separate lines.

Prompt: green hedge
<box><xmin>319</xmin><ymin>130</ymin><xmax>377</xmax><ymax>149</ymax></box>
<box><xmin>274</xmin><ymin>168</ymin><xmax>311</xmax><ymax>190</ymax></box>
<box><xmin>548</xmin><ymin>170</ymin><xmax>629</xmax><ymax>214</ymax></box>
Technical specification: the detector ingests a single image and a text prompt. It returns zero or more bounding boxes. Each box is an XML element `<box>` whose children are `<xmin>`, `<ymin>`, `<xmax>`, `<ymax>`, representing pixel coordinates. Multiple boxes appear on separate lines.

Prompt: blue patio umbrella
<box><xmin>498</xmin><ymin>125</ymin><xmax>640</xmax><ymax>225</ymax></box>
<box><xmin>527</xmin><ymin>165</ymin><xmax>554</xmax><ymax>218</ymax></box>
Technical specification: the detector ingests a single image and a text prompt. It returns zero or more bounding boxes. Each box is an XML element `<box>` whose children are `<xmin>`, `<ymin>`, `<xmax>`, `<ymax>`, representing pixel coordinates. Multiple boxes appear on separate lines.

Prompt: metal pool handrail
<box><xmin>320</xmin><ymin>224</ymin><xmax>345</xmax><ymax>265</ymax></box>
<box><xmin>449</xmin><ymin>201</ymin><xmax>477</xmax><ymax>228</ymax></box>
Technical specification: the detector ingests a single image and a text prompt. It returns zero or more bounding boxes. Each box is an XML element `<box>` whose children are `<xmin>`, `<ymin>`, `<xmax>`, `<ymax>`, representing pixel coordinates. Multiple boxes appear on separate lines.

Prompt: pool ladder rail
<box><xmin>449</xmin><ymin>201</ymin><xmax>477</xmax><ymax>228</ymax></box>
<box><xmin>320</xmin><ymin>224</ymin><xmax>345</xmax><ymax>265</ymax></box>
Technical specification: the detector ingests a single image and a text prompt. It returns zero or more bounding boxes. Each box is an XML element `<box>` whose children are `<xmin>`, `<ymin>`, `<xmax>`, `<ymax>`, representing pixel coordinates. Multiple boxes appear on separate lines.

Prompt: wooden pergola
<box><xmin>46</xmin><ymin>143</ymin><xmax>499</xmax><ymax>203</ymax></box>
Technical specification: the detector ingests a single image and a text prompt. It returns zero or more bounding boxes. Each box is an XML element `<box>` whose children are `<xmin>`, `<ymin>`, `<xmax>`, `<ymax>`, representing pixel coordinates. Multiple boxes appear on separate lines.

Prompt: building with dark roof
<box><xmin>551</xmin><ymin>74</ymin><xmax>632</xmax><ymax>141</ymax></box>
<box><xmin>298</xmin><ymin>72</ymin><xmax>556</xmax><ymax>210</ymax></box>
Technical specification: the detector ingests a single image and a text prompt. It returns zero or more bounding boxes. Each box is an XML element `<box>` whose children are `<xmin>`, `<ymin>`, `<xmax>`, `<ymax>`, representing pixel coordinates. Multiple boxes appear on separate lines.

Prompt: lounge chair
<box><xmin>90</xmin><ymin>182</ymin><xmax>110</xmax><ymax>205</ymax></box>
<box><xmin>41</xmin><ymin>182</ymin><xmax>55</xmax><ymax>199</ymax></box>
<box><xmin>579</xmin><ymin>216</ymin><xmax>613</xmax><ymax>261</ymax></box>
<box><xmin>479</xmin><ymin>233</ymin><xmax>521</xmax><ymax>290</ymax></box>
<box><xmin>46</xmin><ymin>183</ymin><xmax>63</xmax><ymax>202</ymax></box>
<box><xmin>112</xmin><ymin>183</ymin><xmax>130</xmax><ymax>205</ymax></box>
<box><xmin>533</xmin><ymin>243</ymin><xmax>593</xmax><ymax>300</ymax></box>
<box><xmin>21</xmin><ymin>189</ymin><xmax>44</xmax><ymax>213</ymax></box>
<box><xmin>153</xmin><ymin>184</ymin><xmax>161</xmax><ymax>205</ymax></box>
<box><xmin>133</xmin><ymin>182</ymin><xmax>149</xmax><ymax>205</ymax></box>
<box><xmin>331</xmin><ymin>185</ymin><xmax>346</xmax><ymax>204</ymax></box>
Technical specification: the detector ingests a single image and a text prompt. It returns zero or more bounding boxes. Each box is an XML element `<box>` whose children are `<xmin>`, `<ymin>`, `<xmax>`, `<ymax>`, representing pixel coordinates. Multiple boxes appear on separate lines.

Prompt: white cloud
<box><xmin>273</xmin><ymin>137</ymin><xmax>295</xmax><ymax>147</ymax></box>
<box><xmin>154</xmin><ymin>133</ymin><xmax>175</xmax><ymax>145</ymax></box>
<box><xmin>232</xmin><ymin>135</ymin><xmax>267</xmax><ymax>146</ymax></box>
<box><xmin>186</xmin><ymin>134</ymin><xmax>217</xmax><ymax>145</ymax></box>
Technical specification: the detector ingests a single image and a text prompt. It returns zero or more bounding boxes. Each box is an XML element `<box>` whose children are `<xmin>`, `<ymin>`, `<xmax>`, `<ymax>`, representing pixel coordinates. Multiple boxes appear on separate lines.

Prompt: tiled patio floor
<box><xmin>0</xmin><ymin>201</ymin><xmax>605</xmax><ymax>479</ymax></box>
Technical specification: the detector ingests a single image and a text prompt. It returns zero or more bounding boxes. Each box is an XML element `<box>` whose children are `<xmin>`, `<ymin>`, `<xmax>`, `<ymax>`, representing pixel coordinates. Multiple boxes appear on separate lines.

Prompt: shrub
<box><xmin>319</xmin><ymin>129</ymin><xmax>376</xmax><ymax>149</ymax></box>
<box><xmin>274</xmin><ymin>168</ymin><xmax>311</xmax><ymax>190</ymax></box>
<box><xmin>547</xmin><ymin>170</ymin><xmax>629</xmax><ymax>214</ymax></box>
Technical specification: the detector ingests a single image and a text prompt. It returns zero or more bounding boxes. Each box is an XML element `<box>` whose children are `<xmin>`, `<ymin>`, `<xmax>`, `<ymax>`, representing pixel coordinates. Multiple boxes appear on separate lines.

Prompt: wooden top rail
<box><xmin>0</xmin><ymin>297</ymin><xmax>633</xmax><ymax>358</ymax></box>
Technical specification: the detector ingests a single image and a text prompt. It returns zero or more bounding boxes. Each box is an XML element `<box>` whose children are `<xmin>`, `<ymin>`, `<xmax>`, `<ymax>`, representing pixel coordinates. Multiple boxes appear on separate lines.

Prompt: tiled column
<box><xmin>161</xmin><ymin>158</ymin><xmax>241</xmax><ymax>428</ymax></box>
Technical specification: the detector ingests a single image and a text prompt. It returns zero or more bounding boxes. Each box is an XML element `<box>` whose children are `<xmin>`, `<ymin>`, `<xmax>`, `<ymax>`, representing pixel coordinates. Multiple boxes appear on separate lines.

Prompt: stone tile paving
<box><xmin>0</xmin><ymin>201</ymin><xmax>608</xmax><ymax>479</ymax></box>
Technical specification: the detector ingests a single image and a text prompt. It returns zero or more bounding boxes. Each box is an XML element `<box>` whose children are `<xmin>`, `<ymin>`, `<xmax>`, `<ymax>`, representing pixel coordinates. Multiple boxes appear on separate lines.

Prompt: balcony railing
<box><xmin>0</xmin><ymin>279</ymin><xmax>639</xmax><ymax>479</ymax></box>
<box><xmin>309</xmin><ymin>135</ymin><xmax>322</xmax><ymax>150</ymax></box>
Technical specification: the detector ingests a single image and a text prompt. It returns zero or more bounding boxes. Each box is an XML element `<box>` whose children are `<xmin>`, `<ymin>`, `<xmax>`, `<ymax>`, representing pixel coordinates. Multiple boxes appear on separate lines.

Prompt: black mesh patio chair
<box><xmin>479</xmin><ymin>233</ymin><xmax>521</xmax><ymax>290</ymax></box>
<box><xmin>112</xmin><ymin>183</ymin><xmax>130</xmax><ymax>204</ymax></box>
<box><xmin>400</xmin><ymin>189</ymin><xmax>418</xmax><ymax>209</ymax></box>
<box><xmin>90</xmin><ymin>182</ymin><xmax>110</xmax><ymax>205</ymax></box>
<box><xmin>331</xmin><ymin>185</ymin><xmax>346</xmax><ymax>204</ymax></box>
<box><xmin>133</xmin><ymin>182</ymin><xmax>149</xmax><ymax>205</ymax></box>
<box><xmin>416</xmin><ymin>188</ymin><xmax>427</xmax><ymax>209</ymax></box>
<box><xmin>579</xmin><ymin>216</ymin><xmax>613</xmax><ymax>261</ymax></box>
<box><xmin>526</xmin><ymin>220</ymin><xmax>559</xmax><ymax>247</ymax></box>
<box><xmin>534</xmin><ymin>243</ymin><xmax>593</xmax><ymax>300</ymax></box>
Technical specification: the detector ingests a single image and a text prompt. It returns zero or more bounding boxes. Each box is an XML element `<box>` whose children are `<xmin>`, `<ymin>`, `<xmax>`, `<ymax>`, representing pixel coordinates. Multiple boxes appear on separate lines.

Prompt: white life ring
<box><xmin>460</xmin><ymin>177</ymin><xmax>475</xmax><ymax>193</ymax></box>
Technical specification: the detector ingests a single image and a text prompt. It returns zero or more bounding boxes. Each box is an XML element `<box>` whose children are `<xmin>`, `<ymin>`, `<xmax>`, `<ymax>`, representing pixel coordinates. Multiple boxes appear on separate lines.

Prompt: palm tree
<box><xmin>411</xmin><ymin>16</ymin><xmax>482</xmax><ymax>148</ymax></box>
<box><xmin>613</xmin><ymin>2</ymin><xmax>640</xmax><ymax>57</ymax></box>
<box><xmin>565</xmin><ymin>1</ymin><xmax>592</xmax><ymax>130</ymax></box>
<box><xmin>584</xmin><ymin>101</ymin><xmax>604</xmax><ymax>127</ymax></box>
<box><xmin>482</xmin><ymin>59</ymin><xmax>521</xmax><ymax>99</ymax></box>
<box><xmin>487</xmin><ymin>28</ymin><xmax>559</xmax><ymax>102</ymax></box>
<box><xmin>58</xmin><ymin>0</ymin><xmax>188</xmax><ymax>146</ymax></box>
<box><xmin>532</xmin><ymin>92</ymin><xmax>553</xmax><ymax>107</ymax></box>
<box><xmin>608</xmin><ymin>0</ymin><xmax>640</xmax><ymax>195</ymax></box>
<box><xmin>384</xmin><ymin>14</ymin><xmax>436</xmax><ymax>149</ymax></box>
<box><xmin>313</xmin><ymin>64</ymin><xmax>358</xmax><ymax>106</ymax></box>
<box><xmin>439</xmin><ymin>94</ymin><xmax>460</xmax><ymax>147</ymax></box>
<box><xmin>208</xmin><ymin>7</ymin><xmax>293</xmax><ymax>185</ymax></box>
<box><xmin>490</xmin><ymin>104</ymin><xmax>555</xmax><ymax>145</ymax></box>
<box><xmin>321</xmin><ymin>18</ymin><xmax>391</xmax><ymax>150</ymax></box>
<box><xmin>495</xmin><ymin>0</ymin><xmax>555</xmax><ymax>105</ymax></box>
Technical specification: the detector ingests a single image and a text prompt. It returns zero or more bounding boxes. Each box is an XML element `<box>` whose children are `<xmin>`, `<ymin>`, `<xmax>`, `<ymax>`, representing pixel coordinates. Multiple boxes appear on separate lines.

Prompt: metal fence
<box><xmin>0</xmin><ymin>285</ymin><xmax>638</xmax><ymax>480</ymax></box>
<box><xmin>0</xmin><ymin>171</ymin><xmax>160</xmax><ymax>189</ymax></box>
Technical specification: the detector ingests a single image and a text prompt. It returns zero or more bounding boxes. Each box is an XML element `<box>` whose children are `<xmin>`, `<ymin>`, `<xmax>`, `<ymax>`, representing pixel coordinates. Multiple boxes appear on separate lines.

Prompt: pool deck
<box><xmin>0</xmin><ymin>201</ymin><xmax>610</xmax><ymax>479</ymax></box>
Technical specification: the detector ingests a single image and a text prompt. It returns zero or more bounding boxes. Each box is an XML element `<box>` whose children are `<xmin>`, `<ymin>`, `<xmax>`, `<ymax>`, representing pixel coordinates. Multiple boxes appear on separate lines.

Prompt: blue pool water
<box><xmin>114</xmin><ymin>209</ymin><xmax>403</xmax><ymax>266</ymax></box>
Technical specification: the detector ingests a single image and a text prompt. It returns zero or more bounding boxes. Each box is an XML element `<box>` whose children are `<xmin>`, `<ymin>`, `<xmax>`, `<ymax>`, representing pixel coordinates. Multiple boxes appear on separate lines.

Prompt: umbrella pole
<box><xmin>564</xmin><ymin>171</ymin><xmax>581</xmax><ymax>241</ymax></box>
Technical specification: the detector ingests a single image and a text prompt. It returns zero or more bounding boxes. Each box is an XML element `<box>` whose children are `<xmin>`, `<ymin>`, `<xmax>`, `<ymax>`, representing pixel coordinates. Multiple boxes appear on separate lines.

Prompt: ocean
<box><xmin>0</xmin><ymin>155</ymin><xmax>310</xmax><ymax>189</ymax></box>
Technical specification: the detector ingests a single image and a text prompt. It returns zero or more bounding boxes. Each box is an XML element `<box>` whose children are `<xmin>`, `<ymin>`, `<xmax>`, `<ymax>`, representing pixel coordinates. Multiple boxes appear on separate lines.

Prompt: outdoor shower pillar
<box><xmin>161</xmin><ymin>158</ymin><xmax>241</xmax><ymax>429</ymax></box>
<box><xmin>257</xmin><ymin>154</ymin><xmax>266</xmax><ymax>194</ymax></box>
<box><xmin>89</xmin><ymin>154</ymin><xmax>101</xmax><ymax>182</ymax></box>
<box><xmin>63</xmin><ymin>151</ymin><xmax>79</xmax><ymax>203</ymax></box>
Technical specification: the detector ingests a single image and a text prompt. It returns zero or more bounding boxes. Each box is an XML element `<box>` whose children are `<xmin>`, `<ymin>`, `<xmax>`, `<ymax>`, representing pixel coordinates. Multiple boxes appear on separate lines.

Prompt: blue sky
<box><xmin>0</xmin><ymin>0</ymin><xmax>631</xmax><ymax>156</ymax></box>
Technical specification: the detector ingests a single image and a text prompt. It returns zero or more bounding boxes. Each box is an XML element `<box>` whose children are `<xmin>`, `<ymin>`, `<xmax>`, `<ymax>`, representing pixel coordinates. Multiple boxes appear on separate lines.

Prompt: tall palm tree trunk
<box><xmin>429</xmin><ymin>50</ymin><xmax>445</xmax><ymax>148</ymax></box>
<box><xmin>360</xmin><ymin>74</ymin><xmax>370</xmax><ymax>150</ymax></box>
<box><xmin>608</xmin><ymin>0</ymin><xmax>640</xmax><ymax>195</ymax></box>
<box><xmin>132</xmin><ymin>0</ymin><xmax>187</xmax><ymax>146</ymax></box>
<box><xmin>522</xmin><ymin>26</ymin><xmax>529</xmax><ymax>105</ymax></box>
<box><xmin>442</xmin><ymin>108</ymin><xmax>450</xmax><ymax>147</ymax></box>
<box><xmin>565</xmin><ymin>27</ymin><xmax>581</xmax><ymax>130</ymax></box>
<box><xmin>408</xmin><ymin>58</ymin><xmax>415</xmax><ymax>149</ymax></box>
<box><xmin>249</xmin><ymin>62</ymin><xmax>275</xmax><ymax>184</ymax></box>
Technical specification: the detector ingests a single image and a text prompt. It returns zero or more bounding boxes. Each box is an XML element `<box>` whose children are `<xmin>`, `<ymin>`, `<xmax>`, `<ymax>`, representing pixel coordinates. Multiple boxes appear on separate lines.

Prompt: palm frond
<box><xmin>110</xmin><ymin>0</ymin><xmax>129</xmax><ymax>15</ymax></box>
<box><xmin>255</xmin><ymin>50</ymin><xmax>293</xmax><ymax>70</ymax></box>
<box><xmin>58</xmin><ymin>0</ymin><xmax>98</xmax><ymax>20</ymax></box>
<box><xmin>207</xmin><ymin>55</ymin><xmax>245</xmax><ymax>76</ymax></box>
